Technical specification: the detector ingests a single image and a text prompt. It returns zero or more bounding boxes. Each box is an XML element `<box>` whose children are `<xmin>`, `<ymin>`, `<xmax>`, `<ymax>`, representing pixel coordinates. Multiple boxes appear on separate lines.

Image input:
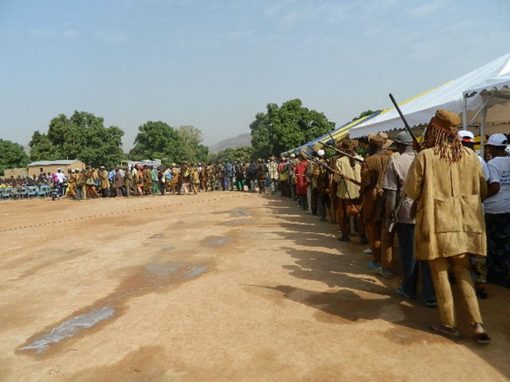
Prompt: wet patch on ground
<box><xmin>203</xmin><ymin>236</ymin><xmax>230</xmax><ymax>247</ymax></box>
<box><xmin>229</xmin><ymin>208</ymin><xmax>252</xmax><ymax>218</ymax></box>
<box><xmin>222</xmin><ymin>219</ymin><xmax>250</xmax><ymax>226</ymax></box>
<box><xmin>17</xmin><ymin>260</ymin><xmax>211</xmax><ymax>357</ymax></box>
<box><xmin>19</xmin><ymin>307</ymin><xmax>115</xmax><ymax>354</ymax></box>
<box><xmin>159</xmin><ymin>245</ymin><xmax>176</xmax><ymax>253</ymax></box>
<box><xmin>149</xmin><ymin>233</ymin><xmax>166</xmax><ymax>239</ymax></box>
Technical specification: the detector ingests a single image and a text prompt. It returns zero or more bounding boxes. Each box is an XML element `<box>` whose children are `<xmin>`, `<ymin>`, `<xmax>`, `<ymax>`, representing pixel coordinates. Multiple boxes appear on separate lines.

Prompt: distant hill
<box><xmin>208</xmin><ymin>133</ymin><xmax>251</xmax><ymax>153</ymax></box>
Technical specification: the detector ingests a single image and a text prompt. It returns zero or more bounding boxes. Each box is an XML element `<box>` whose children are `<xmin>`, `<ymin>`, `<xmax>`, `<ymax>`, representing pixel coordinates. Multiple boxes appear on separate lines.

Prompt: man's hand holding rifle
<box><xmin>306</xmin><ymin>146</ymin><xmax>362</xmax><ymax>187</ymax></box>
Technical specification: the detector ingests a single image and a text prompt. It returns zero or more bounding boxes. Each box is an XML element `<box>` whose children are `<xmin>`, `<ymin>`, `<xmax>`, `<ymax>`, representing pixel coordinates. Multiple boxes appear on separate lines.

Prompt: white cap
<box><xmin>290</xmin><ymin>153</ymin><xmax>296</xmax><ymax>158</ymax></box>
<box><xmin>457</xmin><ymin>130</ymin><xmax>474</xmax><ymax>142</ymax></box>
<box><xmin>487</xmin><ymin>133</ymin><xmax>508</xmax><ymax>147</ymax></box>
<box><xmin>317</xmin><ymin>149</ymin><xmax>325</xmax><ymax>157</ymax></box>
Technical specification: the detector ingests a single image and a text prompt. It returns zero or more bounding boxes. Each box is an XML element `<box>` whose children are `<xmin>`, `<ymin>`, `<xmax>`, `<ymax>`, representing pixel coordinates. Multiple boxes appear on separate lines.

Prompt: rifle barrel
<box><xmin>308</xmin><ymin>155</ymin><xmax>361</xmax><ymax>186</ymax></box>
<box><xmin>317</xmin><ymin>141</ymin><xmax>364</xmax><ymax>163</ymax></box>
<box><xmin>389</xmin><ymin>93</ymin><xmax>420</xmax><ymax>148</ymax></box>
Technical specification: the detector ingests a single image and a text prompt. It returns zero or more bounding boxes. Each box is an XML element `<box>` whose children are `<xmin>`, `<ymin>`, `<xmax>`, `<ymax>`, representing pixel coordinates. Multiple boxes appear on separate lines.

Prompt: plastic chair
<box><xmin>39</xmin><ymin>184</ymin><xmax>50</xmax><ymax>197</ymax></box>
<box><xmin>27</xmin><ymin>186</ymin><xmax>39</xmax><ymax>198</ymax></box>
<box><xmin>12</xmin><ymin>187</ymin><xmax>21</xmax><ymax>199</ymax></box>
<box><xmin>2</xmin><ymin>187</ymin><xmax>13</xmax><ymax>199</ymax></box>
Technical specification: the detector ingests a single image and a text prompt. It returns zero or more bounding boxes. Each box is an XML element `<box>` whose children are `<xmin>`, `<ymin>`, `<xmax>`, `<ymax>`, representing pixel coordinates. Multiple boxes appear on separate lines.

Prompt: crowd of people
<box><xmin>276</xmin><ymin>109</ymin><xmax>509</xmax><ymax>344</ymax></box>
<box><xmin>3</xmin><ymin>108</ymin><xmax>508</xmax><ymax>344</ymax></box>
<box><xmin>5</xmin><ymin>159</ymin><xmax>280</xmax><ymax>201</ymax></box>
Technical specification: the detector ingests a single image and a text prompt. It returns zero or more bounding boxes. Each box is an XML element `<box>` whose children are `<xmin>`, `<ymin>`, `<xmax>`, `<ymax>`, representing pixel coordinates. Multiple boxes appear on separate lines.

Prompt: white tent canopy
<box><xmin>350</xmin><ymin>53</ymin><xmax>510</xmax><ymax>139</ymax></box>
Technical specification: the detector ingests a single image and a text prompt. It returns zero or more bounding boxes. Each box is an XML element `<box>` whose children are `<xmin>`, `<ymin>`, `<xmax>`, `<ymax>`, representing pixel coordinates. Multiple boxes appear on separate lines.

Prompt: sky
<box><xmin>0</xmin><ymin>0</ymin><xmax>509</xmax><ymax>149</ymax></box>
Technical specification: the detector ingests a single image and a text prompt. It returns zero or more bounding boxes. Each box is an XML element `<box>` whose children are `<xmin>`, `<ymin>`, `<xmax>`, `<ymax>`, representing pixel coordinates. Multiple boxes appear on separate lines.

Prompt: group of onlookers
<box><xmin>21</xmin><ymin>159</ymin><xmax>283</xmax><ymax>201</ymax></box>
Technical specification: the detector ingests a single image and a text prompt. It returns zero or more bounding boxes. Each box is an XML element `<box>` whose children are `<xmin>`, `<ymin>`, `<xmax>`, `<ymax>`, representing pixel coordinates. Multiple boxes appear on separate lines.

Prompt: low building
<box><xmin>27</xmin><ymin>160</ymin><xmax>85</xmax><ymax>177</ymax></box>
<box><xmin>3</xmin><ymin>168</ymin><xmax>28</xmax><ymax>179</ymax></box>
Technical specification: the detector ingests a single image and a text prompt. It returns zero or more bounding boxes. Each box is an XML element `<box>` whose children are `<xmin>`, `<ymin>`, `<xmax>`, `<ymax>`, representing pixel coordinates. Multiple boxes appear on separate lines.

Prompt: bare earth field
<box><xmin>0</xmin><ymin>192</ymin><xmax>509</xmax><ymax>381</ymax></box>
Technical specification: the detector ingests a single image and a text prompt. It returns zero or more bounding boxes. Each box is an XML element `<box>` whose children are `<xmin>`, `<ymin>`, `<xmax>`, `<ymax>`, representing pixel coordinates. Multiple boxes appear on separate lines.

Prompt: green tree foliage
<box><xmin>130</xmin><ymin>121</ymin><xmax>183</xmax><ymax>162</ymax></box>
<box><xmin>208</xmin><ymin>146</ymin><xmax>254</xmax><ymax>163</ymax></box>
<box><xmin>129</xmin><ymin>122</ymin><xmax>208</xmax><ymax>164</ymax></box>
<box><xmin>29</xmin><ymin>111</ymin><xmax>125</xmax><ymax>168</ymax></box>
<box><xmin>0</xmin><ymin>139</ymin><xmax>30</xmax><ymax>175</ymax></box>
<box><xmin>29</xmin><ymin>131</ymin><xmax>58</xmax><ymax>161</ymax></box>
<box><xmin>177</xmin><ymin>125</ymin><xmax>209</xmax><ymax>163</ymax></box>
<box><xmin>352</xmin><ymin>109</ymin><xmax>381</xmax><ymax>121</ymax></box>
<box><xmin>250</xmin><ymin>99</ymin><xmax>335</xmax><ymax>158</ymax></box>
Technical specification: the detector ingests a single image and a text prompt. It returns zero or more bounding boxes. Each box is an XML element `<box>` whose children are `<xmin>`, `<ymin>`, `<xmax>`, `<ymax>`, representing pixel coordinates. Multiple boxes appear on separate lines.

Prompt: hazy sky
<box><xmin>1</xmin><ymin>0</ymin><xmax>509</xmax><ymax>149</ymax></box>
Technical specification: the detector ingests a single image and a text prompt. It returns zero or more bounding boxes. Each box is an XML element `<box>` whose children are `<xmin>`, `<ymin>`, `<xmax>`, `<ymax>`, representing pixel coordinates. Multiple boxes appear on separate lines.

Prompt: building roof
<box><xmin>28</xmin><ymin>160</ymin><xmax>81</xmax><ymax>167</ymax></box>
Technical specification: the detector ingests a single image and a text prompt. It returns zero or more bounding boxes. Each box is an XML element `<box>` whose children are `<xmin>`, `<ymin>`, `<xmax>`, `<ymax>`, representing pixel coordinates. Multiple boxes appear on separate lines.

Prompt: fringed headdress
<box><xmin>423</xmin><ymin>109</ymin><xmax>463</xmax><ymax>163</ymax></box>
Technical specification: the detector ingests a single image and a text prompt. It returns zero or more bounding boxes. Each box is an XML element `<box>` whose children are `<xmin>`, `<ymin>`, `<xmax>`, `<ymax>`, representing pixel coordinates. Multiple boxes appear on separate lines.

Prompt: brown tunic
<box><xmin>360</xmin><ymin>150</ymin><xmax>393</xmax><ymax>223</ymax></box>
<box><xmin>404</xmin><ymin>146</ymin><xmax>487</xmax><ymax>260</ymax></box>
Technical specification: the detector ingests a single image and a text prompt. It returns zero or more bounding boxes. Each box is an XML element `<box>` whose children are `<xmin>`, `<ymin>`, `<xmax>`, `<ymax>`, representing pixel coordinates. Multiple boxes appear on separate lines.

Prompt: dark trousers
<box><xmin>396</xmin><ymin>223</ymin><xmax>435</xmax><ymax>301</ymax></box>
<box><xmin>317</xmin><ymin>192</ymin><xmax>330</xmax><ymax>219</ymax></box>
<box><xmin>311</xmin><ymin>188</ymin><xmax>318</xmax><ymax>215</ymax></box>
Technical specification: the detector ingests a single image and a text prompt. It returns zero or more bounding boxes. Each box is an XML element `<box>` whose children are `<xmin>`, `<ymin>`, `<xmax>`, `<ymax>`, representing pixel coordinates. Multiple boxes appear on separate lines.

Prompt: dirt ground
<box><xmin>0</xmin><ymin>192</ymin><xmax>509</xmax><ymax>381</ymax></box>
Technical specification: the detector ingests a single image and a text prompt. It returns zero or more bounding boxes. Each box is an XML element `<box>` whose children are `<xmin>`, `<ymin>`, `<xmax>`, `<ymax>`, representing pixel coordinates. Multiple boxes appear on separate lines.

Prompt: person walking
<box><xmin>404</xmin><ymin>109</ymin><xmax>490</xmax><ymax>343</ymax></box>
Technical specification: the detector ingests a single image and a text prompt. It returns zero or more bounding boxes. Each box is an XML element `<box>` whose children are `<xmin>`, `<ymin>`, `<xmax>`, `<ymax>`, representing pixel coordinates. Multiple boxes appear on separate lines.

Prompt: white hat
<box><xmin>290</xmin><ymin>153</ymin><xmax>296</xmax><ymax>158</ymax></box>
<box><xmin>457</xmin><ymin>130</ymin><xmax>474</xmax><ymax>142</ymax></box>
<box><xmin>317</xmin><ymin>149</ymin><xmax>325</xmax><ymax>157</ymax></box>
<box><xmin>487</xmin><ymin>133</ymin><xmax>508</xmax><ymax>147</ymax></box>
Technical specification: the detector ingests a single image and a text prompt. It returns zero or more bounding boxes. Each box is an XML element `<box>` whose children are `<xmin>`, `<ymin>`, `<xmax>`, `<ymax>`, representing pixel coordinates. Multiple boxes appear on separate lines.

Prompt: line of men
<box><xmin>50</xmin><ymin>159</ymin><xmax>282</xmax><ymax>200</ymax></box>
<box><xmin>277</xmin><ymin>109</ymin><xmax>510</xmax><ymax>344</ymax></box>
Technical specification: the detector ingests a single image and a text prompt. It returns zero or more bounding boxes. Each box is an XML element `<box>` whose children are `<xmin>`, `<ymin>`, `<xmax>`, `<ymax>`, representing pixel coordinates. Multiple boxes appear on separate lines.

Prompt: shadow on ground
<box><xmin>260</xmin><ymin>193</ymin><xmax>510</xmax><ymax>378</ymax></box>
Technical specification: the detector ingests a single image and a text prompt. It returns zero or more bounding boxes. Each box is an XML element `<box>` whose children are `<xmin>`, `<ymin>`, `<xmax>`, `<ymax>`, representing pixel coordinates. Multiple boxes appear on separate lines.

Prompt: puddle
<box><xmin>229</xmin><ymin>208</ymin><xmax>251</xmax><ymax>217</ymax></box>
<box><xmin>149</xmin><ymin>233</ymin><xmax>166</xmax><ymax>239</ymax></box>
<box><xmin>160</xmin><ymin>245</ymin><xmax>176</xmax><ymax>252</ymax></box>
<box><xmin>186</xmin><ymin>266</ymin><xmax>207</xmax><ymax>278</ymax></box>
<box><xmin>204</xmin><ymin>236</ymin><xmax>230</xmax><ymax>246</ymax></box>
<box><xmin>19</xmin><ymin>307</ymin><xmax>115</xmax><ymax>354</ymax></box>
<box><xmin>145</xmin><ymin>263</ymin><xmax>181</xmax><ymax>276</ymax></box>
<box><xmin>18</xmin><ymin>261</ymin><xmax>209</xmax><ymax>356</ymax></box>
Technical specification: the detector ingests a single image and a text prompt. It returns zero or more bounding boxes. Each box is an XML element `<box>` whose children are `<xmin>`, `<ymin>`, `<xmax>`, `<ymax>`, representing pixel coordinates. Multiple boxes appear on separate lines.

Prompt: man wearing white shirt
<box><xmin>484</xmin><ymin>133</ymin><xmax>510</xmax><ymax>288</ymax></box>
<box><xmin>458</xmin><ymin>130</ymin><xmax>490</xmax><ymax>297</ymax></box>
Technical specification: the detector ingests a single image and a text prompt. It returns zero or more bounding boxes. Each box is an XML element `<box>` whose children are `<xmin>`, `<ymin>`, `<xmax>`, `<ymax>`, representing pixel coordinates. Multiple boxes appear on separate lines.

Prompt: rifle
<box><xmin>389</xmin><ymin>93</ymin><xmax>421</xmax><ymax>149</ymax></box>
<box><xmin>387</xmin><ymin>190</ymin><xmax>406</xmax><ymax>233</ymax></box>
<box><xmin>316</xmin><ymin>134</ymin><xmax>364</xmax><ymax>164</ymax></box>
<box><xmin>307</xmin><ymin>153</ymin><xmax>361</xmax><ymax>186</ymax></box>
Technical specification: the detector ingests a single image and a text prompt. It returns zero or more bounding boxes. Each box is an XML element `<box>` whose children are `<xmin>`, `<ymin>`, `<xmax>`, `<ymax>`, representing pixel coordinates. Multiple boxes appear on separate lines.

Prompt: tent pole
<box><xmin>463</xmin><ymin>94</ymin><xmax>468</xmax><ymax>130</ymax></box>
<box><xmin>480</xmin><ymin>105</ymin><xmax>487</xmax><ymax>158</ymax></box>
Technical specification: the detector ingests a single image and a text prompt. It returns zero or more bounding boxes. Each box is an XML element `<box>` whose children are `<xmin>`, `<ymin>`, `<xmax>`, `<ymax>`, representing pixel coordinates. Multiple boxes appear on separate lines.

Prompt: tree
<box><xmin>177</xmin><ymin>125</ymin><xmax>209</xmax><ymax>163</ymax></box>
<box><xmin>0</xmin><ymin>139</ymin><xmax>30</xmax><ymax>175</ymax></box>
<box><xmin>130</xmin><ymin>122</ymin><xmax>208</xmax><ymax>164</ymax></box>
<box><xmin>29</xmin><ymin>131</ymin><xmax>58</xmax><ymax>161</ymax></box>
<box><xmin>29</xmin><ymin>111</ymin><xmax>125</xmax><ymax>168</ymax></box>
<box><xmin>250</xmin><ymin>99</ymin><xmax>335</xmax><ymax>158</ymax></box>
<box><xmin>209</xmin><ymin>146</ymin><xmax>254</xmax><ymax>163</ymax></box>
<box><xmin>129</xmin><ymin>121</ymin><xmax>184</xmax><ymax>163</ymax></box>
<box><xmin>352</xmin><ymin>109</ymin><xmax>380</xmax><ymax>121</ymax></box>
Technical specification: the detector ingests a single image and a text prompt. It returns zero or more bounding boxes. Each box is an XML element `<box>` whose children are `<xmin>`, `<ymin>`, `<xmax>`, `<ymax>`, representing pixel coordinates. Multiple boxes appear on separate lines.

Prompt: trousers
<box><xmin>429</xmin><ymin>254</ymin><xmax>483</xmax><ymax>328</ymax></box>
<box><xmin>396</xmin><ymin>223</ymin><xmax>435</xmax><ymax>300</ymax></box>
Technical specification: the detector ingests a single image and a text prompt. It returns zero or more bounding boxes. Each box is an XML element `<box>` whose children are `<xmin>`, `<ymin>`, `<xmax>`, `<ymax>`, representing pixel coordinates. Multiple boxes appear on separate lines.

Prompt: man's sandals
<box><xmin>472</xmin><ymin>323</ymin><xmax>491</xmax><ymax>344</ymax></box>
<box><xmin>430</xmin><ymin>323</ymin><xmax>491</xmax><ymax>344</ymax></box>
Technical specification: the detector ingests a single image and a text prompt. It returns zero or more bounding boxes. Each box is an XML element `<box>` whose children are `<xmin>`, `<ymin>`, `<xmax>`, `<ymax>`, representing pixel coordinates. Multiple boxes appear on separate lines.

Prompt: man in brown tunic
<box><xmin>360</xmin><ymin>134</ymin><xmax>393</xmax><ymax>273</ymax></box>
<box><xmin>99</xmin><ymin>166</ymin><xmax>110</xmax><ymax>197</ymax></box>
<box><xmin>334</xmin><ymin>139</ymin><xmax>362</xmax><ymax>242</ymax></box>
<box><xmin>404</xmin><ymin>109</ymin><xmax>490</xmax><ymax>343</ymax></box>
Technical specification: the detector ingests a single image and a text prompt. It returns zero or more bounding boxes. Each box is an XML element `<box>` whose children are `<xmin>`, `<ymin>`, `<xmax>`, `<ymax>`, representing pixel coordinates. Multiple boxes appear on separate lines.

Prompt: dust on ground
<box><xmin>0</xmin><ymin>192</ymin><xmax>509</xmax><ymax>381</ymax></box>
